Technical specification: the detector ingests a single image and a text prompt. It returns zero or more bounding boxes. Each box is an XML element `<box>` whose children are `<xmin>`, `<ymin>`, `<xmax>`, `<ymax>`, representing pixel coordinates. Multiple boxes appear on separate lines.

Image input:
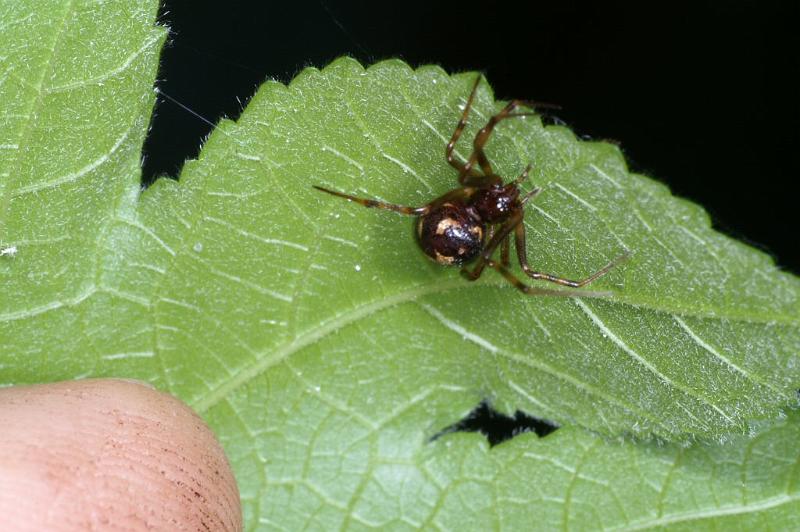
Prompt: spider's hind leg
<box><xmin>487</xmin><ymin>260</ymin><xmax>613</xmax><ymax>298</ymax></box>
<box><xmin>312</xmin><ymin>185</ymin><xmax>428</xmax><ymax>215</ymax></box>
<box><xmin>461</xmin><ymin>211</ymin><xmax>523</xmax><ymax>282</ymax></box>
<box><xmin>513</xmin><ymin>221</ymin><xmax>630</xmax><ymax>287</ymax></box>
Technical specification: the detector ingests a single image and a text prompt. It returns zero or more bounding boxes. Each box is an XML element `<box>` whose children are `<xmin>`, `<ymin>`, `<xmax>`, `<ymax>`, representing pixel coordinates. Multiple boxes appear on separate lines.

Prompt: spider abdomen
<box><xmin>416</xmin><ymin>202</ymin><xmax>484</xmax><ymax>266</ymax></box>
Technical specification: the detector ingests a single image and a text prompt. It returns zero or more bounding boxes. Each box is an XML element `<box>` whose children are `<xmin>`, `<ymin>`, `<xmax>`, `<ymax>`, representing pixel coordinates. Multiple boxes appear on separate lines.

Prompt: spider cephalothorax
<box><xmin>313</xmin><ymin>75</ymin><xmax>628</xmax><ymax>297</ymax></box>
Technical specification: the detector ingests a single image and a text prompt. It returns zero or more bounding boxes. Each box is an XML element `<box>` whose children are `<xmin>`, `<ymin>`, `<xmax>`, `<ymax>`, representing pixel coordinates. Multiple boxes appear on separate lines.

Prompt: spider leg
<box><xmin>514</xmin><ymin>222</ymin><xmax>630</xmax><ymax>287</ymax></box>
<box><xmin>515</xmin><ymin>164</ymin><xmax>532</xmax><ymax>185</ymax></box>
<box><xmin>459</xmin><ymin>100</ymin><xmax>537</xmax><ymax>183</ymax></box>
<box><xmin>516</xmin><ymin>165</ymin><xmax>542</xmax><ymax>206</ymax></box>
<box><xmin>446</xmin><ymin>75</ymin><xmax>484</xmax><ymax>179</ymax></box>
<box><xmin>313</xmin><ymin>185</ymin><xmax>429</xmax><ymax>215</ymax></box>
<box><xmin>521</xmin><ymin>187</ymin><xmax>542</xmax><ymax>205</ymax></box>
<box><xmin>482</xmin><ymin>225</ymin><xmax>510</xmax><ymax>266</ymax></box>
<box><xmin>486</xmin><ymin>259</ymin><xmax>613</xmax><ymax>298</ymax></box>
<box><xmin>461</xmin><ymin>210</ymin><xmax>523</xmax><ymax>282</ymax></box>
<box><xmin>500</xmin><ymin>233</ymin><xmax>511</xmax><ymax>267</ymax></box>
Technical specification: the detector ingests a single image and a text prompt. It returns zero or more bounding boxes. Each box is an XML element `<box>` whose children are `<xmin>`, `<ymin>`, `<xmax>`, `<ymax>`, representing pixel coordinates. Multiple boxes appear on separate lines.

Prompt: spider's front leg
<box><xmin>445</xmin><ymin>75</ymin><xmax>485</xmax><ymax>180</ymax></box>
<box><xmin>461</xmin><ymin>99</ymin><xmax>536</xmax><ymax>181</ymax></box>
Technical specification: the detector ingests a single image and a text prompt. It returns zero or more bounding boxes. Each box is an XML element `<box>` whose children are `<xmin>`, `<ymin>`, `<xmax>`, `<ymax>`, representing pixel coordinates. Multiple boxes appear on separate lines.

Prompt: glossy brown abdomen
<box><xmin>416</xmin><ymin>202</ymin><xmax>484</xmax><ymax>266</ymax></box>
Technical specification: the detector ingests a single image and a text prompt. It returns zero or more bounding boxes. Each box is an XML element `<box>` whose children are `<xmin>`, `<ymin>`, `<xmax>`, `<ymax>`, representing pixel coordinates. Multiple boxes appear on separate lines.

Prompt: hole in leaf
<box><xmin>432</xmin><ymin>401</ymin><xmax>559</xmax><ymax>447</ymax></box>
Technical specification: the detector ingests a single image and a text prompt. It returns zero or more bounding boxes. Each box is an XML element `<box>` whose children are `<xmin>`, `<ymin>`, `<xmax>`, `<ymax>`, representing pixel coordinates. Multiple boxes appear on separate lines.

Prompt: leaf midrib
<box><xmin>192</xmin><ymin>278</ymin><xmax>466</xmax><ymax>412</ymax></box>
<box><xmin>191</xmin><ymin>273</ymin><xmax>798</xmax><ymax>414</ymax></box>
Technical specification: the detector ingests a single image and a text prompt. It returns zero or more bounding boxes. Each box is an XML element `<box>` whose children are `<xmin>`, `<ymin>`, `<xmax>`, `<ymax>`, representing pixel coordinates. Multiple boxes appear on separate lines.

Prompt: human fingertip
<box><xmin>0</xmin><ymin>379</ymin><xmax>242</xmax><ymax>531</ymax></box>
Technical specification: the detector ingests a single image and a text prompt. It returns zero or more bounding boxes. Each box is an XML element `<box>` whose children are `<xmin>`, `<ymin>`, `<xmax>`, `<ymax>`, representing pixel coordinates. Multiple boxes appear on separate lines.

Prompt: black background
<box><xmin>145</xmin><ymin>1</ymin><xmax>798</xmax><ymax>274</ymax></box>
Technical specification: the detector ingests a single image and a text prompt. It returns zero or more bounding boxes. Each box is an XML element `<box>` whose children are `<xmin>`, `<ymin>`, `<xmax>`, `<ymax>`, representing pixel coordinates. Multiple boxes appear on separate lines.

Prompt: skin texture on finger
<box><xmin>0</xmin><ymin>379</ymin><xmax>241</xmax><ymax>531</ymax></box>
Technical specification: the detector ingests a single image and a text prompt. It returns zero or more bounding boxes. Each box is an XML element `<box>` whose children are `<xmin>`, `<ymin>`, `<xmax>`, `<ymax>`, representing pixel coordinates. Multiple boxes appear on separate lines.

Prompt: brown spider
<box><xmin>313</xmin><ymin>75</ymin><xmax>629</xmax><ymax>297</ymax></box>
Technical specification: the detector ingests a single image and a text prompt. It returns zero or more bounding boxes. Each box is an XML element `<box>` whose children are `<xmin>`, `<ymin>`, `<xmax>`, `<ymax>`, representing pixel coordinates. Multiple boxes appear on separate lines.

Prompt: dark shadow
<box><xmin>432</xmin><ymin>401</ymin><xmax>559</xmax><ymax>447</ymax></box>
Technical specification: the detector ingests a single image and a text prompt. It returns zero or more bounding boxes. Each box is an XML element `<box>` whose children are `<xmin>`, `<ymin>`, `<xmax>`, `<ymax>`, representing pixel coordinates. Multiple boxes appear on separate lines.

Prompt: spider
<box><xmin>313</xmin><ymin>75</ymin><xmax>629</xmax><ymax>297</ymax></box>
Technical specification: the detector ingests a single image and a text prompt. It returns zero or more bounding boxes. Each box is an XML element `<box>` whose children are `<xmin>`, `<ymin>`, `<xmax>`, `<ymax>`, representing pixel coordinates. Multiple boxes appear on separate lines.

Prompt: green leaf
<box><xmin>2</xmin><ymin>2</ymin><xmax>800</xmax><ymax>529</ymax></box>
<box><xmin>270</xmin><ymin>412</ymin><xmax>800</xmax><ymax>531</ymax></box>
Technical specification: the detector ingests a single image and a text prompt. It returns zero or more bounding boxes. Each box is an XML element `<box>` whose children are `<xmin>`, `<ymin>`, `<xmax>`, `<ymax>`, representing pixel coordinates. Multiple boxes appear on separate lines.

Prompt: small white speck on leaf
<box><xmin>193</xmin><ymin>242</ymin><xmax>203</xmax><ymax>252</ymax></box>
<box><xmin>0</xmin><ymin>246</ymin><xmax>18</xmax><ymax>257</ymax></box>
<box><xmin>354</xmin><ymin>264</ymin><xmax>361</xmax><ymax>272</ymax></box>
